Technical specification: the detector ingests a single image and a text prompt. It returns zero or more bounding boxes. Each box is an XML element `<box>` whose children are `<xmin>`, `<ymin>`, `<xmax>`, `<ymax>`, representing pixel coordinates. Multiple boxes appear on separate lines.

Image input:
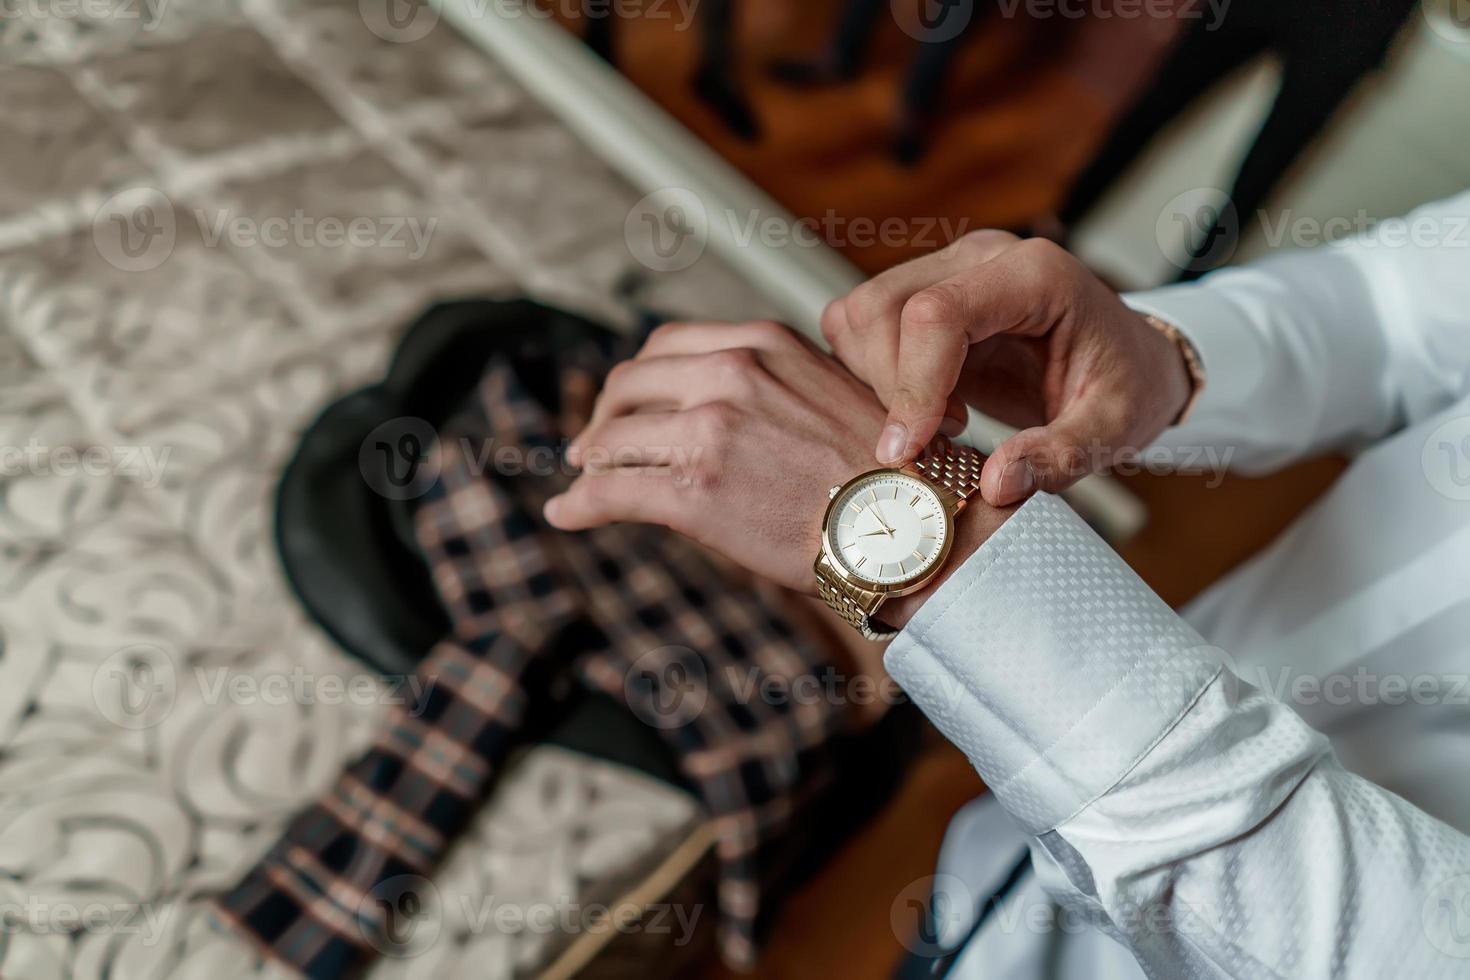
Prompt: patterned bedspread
<box><xmin>0</xmin><ymin>3</ymin><xmax>776</xmax><ymax>975</ymax></box>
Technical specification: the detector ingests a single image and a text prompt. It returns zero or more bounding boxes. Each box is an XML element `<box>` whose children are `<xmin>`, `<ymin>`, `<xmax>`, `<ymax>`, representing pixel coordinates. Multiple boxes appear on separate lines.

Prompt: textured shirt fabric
<box><xmin>890</xmin><ymin>191</ymin><xmax>1470</xmax><ymax>978</ymax></box>
<box><xmin>214</xmin><ymin>357</ymin><xmax>846</xmax><ymax>976</ymax></box>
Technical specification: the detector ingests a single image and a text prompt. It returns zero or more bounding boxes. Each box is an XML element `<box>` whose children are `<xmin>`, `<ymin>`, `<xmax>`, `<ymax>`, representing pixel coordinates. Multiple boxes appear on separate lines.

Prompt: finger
<box><xmin>575</xmin><ymin>349</ymin><xmax>763</xmax><ymax>447</ymax></box>
<box><xmin>978</xmin><ymin>394</ymin><xmax>1126</xmax><ymax>505</ymax></box>
<box><xmin>879</xmin><ymin>303</ymin><xmax>969</xmax><ymax>463</ymax></box>
<box><xmin>881</xmin><ymin>240</ymin><xmax>1074</xmax><ymax>463</ymax></box>
<box><xmin>566</xmin><ymin>411</ymin><xmax>705</xmax><ymax>482</ymax></box>
<box><xmin>823</xmin><ymin>295</ymin><xmax>970</xmax><ymax>437</ymax></box>
<box><xmin>825</xmin><ymin>288</ymin><xmax>898</xmax><ymax>397</ymax></box>
<box><xmin>843</xmin><ymin>230</ymin><xmax>1021</xmax><ymax>339</ymax></box>
<box><xmin>818</xmin><ymin>296</ymin><xmax>851</xmax><ymax>354</ymax></box>
<box><xmin>828</xmin><ymin>230</ymin><xmax>1020</xmax><ymax>391</ymax></box>
<box><xmin>636</xmin><ymin>319</ymin><xmax>804</xmax><ymax>360</ymax></box>
<box><xmin>905</xmin><ymin>238</ymin><xmax>1077</xmax><ymax>349</ymax></box>
<box><xmin>544</xmin><ymin>469</ymin><xmax>686</xmax><ymax>531</ymax></box>
<box><xmin>579</xmin><ymin>358</ymin><xmax>686</xmax><ymax>442</ymax></box>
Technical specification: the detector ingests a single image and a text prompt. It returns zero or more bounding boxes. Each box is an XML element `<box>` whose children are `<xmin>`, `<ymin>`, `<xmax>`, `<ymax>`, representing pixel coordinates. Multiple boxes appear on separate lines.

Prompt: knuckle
<box><xmin>1014</xmin><ymin>236</ymin><xmax>1071</xmax><ymax>273</ymax></box>
<box><xmin>892</xmin><ymin>383</ymin><xmax>940</xmax><ymax>418</ymax></box>
<box><xmin>902</xmin><ymin>285</ymin><xmax>962</xmax><ymax>331</ymax></box>
<box><xmin>691</xmin><ymin>400</ymin><xmax>741</xmax><ymax>443</ymax></box>
<box><xmin>679</xmin><ymin>420</ymin><xmax>727</xmax><ymax>492</ymax></box>
<box><xmin>603</xmin><ymin>358</ymin><xmax>636</xmax><ymax>389</ymax></box>
<box><xmin>746</xmin><ymin>319</ymin><xmax>793</xmax><ymax>346</ymax></box>
<box><xmin>819</xmin><ymin>299</ymin><xmax>848</xmax><ymax>344</ymax></box>
<box><xmin>1061</xmin><ymin>441</ymin><xmax>1092</xmax><ymax>477</ymax></box>
<box><xmin>690</xmin><ymin>454</ymin><xmax>724</xmax><ymax>494</ymax></box>
<box><xmin>1029</xmin><ymin>443</ymin><xmax>1060</xmax><ymax>478</ymax></box>
<box><xmin>843</xmin><ymin>280</ymin><xmax>891</xmax><ymax>329</ymax></box>
<box><xmin>706</xmin><ymin>348</ymin><xmax>762</xmax><ymax>393</ymax></box>
<box><xmin>1012</xmin><ymin>239</ymin><xmax>1085</xmax><ymax>308</ymax></box>
<box><xmin>1030</xmin><ymin>441</ymin><xmax>1087</xmax><ymax>482</ymax></box>
<box><xmin>957</xmin><ymin>228</ymin><xmax>1018</xmax><ymax>259</ymax></box>
<box><xmin>645</xmin><ymin>321</ymin><xmax>684</xmax><ymax>347</ymax></box>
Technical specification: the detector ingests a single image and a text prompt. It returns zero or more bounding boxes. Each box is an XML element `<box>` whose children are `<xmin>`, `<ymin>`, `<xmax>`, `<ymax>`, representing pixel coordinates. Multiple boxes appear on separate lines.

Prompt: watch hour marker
<box><xmin>855</xmin><ymin>556</ymin><xmax>867</xmax><ymax>568</ymax></box>
<box><xmin>910</xmin><ymin>494</ymin><xmax>921</xmax><ymax>506</ymax></box>
<box><xmin>911</xmin><ymin>550</ymin><xmax>926</xmax><ymax>563</ymax></box>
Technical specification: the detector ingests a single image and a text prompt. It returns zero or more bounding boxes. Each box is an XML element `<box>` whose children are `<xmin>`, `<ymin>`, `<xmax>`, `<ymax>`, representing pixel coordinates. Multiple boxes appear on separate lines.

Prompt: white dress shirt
<box><xmin>886</xmin><ymin>191</ymin><xmax>1470</xmax><ymax>979</ymax></box>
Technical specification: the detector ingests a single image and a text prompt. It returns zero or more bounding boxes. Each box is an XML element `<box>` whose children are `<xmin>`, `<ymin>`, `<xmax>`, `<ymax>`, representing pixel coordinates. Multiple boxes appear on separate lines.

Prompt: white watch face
<box><xmin>825</xmin><ymin>472</ymin><xmax>949</xmax><ymax>586</ymax></box>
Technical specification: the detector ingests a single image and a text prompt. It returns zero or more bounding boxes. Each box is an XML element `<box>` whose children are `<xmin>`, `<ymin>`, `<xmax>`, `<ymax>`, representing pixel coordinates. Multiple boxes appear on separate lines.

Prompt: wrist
<box><xmin>875</xmin><ymin>500</ymin><xmax>1015</xmax><ymax>632</ymax></box>
<box><xmin>1138</xmin><ymin>312</ymin><xmax>1205</xmax><ymax>426</ymax></box>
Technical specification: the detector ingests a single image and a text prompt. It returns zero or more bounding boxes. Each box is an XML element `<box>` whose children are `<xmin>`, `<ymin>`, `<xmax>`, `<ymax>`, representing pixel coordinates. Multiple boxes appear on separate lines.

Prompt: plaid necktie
<box><xmin>214</xmin><ymin>353</ymin><xmax>848</xmax><ymax>976</ymax></box>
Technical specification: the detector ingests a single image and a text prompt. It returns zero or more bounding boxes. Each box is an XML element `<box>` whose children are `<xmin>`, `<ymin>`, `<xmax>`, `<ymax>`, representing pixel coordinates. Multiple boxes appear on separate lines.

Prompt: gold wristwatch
<box><xmin>815</xmin><ymin>441</ymin><xmax>986</xmax><ymax>640</ymax></box>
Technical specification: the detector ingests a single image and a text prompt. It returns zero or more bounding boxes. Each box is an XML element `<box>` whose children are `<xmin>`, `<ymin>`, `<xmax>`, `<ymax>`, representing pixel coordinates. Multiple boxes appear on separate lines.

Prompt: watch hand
<box><xmin>858</xmin><ymin>530</ymin><xmax>892</xmax><ymax>538</ymax></box>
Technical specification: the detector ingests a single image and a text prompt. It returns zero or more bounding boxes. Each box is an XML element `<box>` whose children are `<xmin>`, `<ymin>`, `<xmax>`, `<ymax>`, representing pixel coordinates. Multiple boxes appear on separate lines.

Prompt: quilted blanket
<box><xmin>0</xmin><ymin>2</ymin><xmax>779</xmax><ymax>975</ymax></box>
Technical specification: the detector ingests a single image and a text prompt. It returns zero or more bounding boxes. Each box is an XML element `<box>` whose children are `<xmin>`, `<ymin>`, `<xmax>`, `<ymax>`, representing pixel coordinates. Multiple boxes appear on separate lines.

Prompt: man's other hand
<box><xmin>821</xmin><ymin>231</ymin><xmax>1195</xmax><ymax>505</ymax></box>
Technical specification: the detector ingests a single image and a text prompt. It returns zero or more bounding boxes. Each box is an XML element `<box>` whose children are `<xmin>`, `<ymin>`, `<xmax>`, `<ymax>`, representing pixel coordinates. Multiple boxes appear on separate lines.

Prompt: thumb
<box><xmin>980</xmin><ymin>401</ymin><xmax>1120</xmax><ymax>505</ymax></box>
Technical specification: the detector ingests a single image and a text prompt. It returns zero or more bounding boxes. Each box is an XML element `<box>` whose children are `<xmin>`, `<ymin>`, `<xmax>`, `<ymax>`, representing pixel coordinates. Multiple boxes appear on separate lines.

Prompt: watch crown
<box><xmin>828</xmin><ymin>484</ymin><xmax>841</xmax><ymax>499</ymax></box>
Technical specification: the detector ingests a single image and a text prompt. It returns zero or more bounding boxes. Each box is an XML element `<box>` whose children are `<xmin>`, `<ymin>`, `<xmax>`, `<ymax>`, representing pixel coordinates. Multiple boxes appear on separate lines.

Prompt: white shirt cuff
<box><xmin>884</xmin><ymin>492</ymin><xmax>1221</xmax><ymax>834</ymax></box>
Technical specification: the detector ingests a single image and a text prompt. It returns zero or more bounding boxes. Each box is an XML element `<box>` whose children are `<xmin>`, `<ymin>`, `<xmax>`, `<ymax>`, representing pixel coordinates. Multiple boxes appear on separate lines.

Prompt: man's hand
<box><xmin>543</xmin><ymin>320</ymin><xmax>1008</xmax><ymax>626</ymax></box>
<box><xmin>821</xmin><ymin>231</ymin><xmax>1196</xmax><ymax>506</ymax></box>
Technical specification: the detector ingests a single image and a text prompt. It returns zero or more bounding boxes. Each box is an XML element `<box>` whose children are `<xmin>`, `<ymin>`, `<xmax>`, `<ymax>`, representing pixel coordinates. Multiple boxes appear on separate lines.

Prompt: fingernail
<box><xmin>543</xmin><ymin>496</ymin><xmax>564</xmax><ymax>525</ymax></box>
<box><xmin>877</xmin><ymin>423</ymin><xmax>908</xmax><ymax>464</ymax></box>
<box><xmin>998</xmin><ymin>459</ymin><xmax>1036</xmax><ymax>502</ymax></box>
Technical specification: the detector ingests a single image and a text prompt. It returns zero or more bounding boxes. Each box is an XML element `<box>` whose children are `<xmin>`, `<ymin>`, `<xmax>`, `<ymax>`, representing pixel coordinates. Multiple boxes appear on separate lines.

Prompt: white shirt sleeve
<box><xmin>1126</xmin><ymin>191</ymin><xmax>1470</xmax><ymax>473</ymax></box>
<box><xmin>886</xmin><ymin>493</ymin><xmax>1470</xmax><ymax>979</ymax></box>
